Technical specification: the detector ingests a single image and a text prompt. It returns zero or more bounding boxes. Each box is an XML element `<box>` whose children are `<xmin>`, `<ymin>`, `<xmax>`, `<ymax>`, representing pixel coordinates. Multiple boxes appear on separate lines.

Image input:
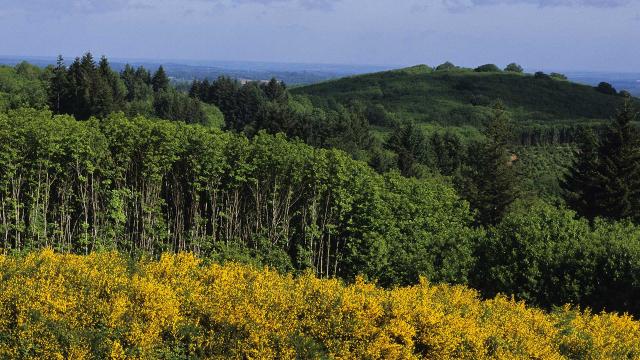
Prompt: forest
<box><xmin>1</xmin><ymin>54</ymin><xmax>640</xmax><ymax>358</ymax></box>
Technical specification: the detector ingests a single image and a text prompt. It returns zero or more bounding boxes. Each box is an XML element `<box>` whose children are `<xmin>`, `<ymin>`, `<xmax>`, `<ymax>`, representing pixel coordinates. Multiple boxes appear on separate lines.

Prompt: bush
<box><xmin>596</xmin><ymin>82</ymin><xmax>618</xmax><ymax>95</ymax></box>
<box><xmin>0</xmin><ymin>250</ymin><xmax>639</xmax><ymax>359</ymax></box>
<box><xmin>550</xmin><ymin>72</ymin><xmax>568</xmax><ymax>80</ymax></box>
<box><xmin>534</xmin><ymin>71</ymin><xmax>551</xmax><ymax>80</ymax></box>
<box><xmin>504</xmin><ymin>63</ymin><xmax>524</xmax><ymax>73</ymax></box>
<box><xmin>473</xmin><ymin>200</ymin><xmax>640</xmax><ymax>315</ymax></box>
<box><xmin>435</xmin><ymin>61</ymin><xmax>457</xmax><ymax>71</ymax></box>
<box><xmin>474</xmin><ymin>64</ymin><xmax>502</xmax><ymax>73</ymax></box>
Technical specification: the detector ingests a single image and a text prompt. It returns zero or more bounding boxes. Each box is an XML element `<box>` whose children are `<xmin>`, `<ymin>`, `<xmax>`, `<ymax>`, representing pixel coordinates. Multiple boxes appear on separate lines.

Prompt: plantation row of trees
<box><xmin>2</xmin><ymin>108</ymin><xmax>640</xmax><ymax>316</ymax></box>
<box><xmin>0</xmin><ymin>109</ymin><xmax>476</xmax><ymax>286</ymax></box>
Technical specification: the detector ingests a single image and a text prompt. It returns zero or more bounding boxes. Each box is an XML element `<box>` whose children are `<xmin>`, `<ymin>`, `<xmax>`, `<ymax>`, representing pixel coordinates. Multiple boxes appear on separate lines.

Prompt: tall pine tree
<box><xmin>563</xmin><ymin>97</ymin><xmax>640</xmax><ymax>222</ymax></box>
<box><xmin>152</xmin><ymin>65</ymin><xmax>170</xmax><ymax>93</ymax></box>
<box><xmin>561</xmin><ymin>128</ymin><xmax>602</xmax><ymax>220</ymax></box>
<box><xmin>459</xmin><ymin>102</ymin><xmax>519</xmax><ymax>226</ymax></box>
<box><xmin>49</xmin><ymin>55</ymin><xmax>68</xmax><ymax>114</ymax></box>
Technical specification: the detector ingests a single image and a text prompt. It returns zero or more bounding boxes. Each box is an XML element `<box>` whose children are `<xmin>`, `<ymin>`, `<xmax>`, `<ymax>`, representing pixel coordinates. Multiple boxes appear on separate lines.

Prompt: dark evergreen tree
<box><xmin>596</xmin><ymin>82</ymin><xmax>617</xmax><ymax>95</ymax></box>
<box><xmin>92</xmin><ymin>56</ymin><xmax>116</xmax><ymax>117</ymax></box>
<box><xmin>49</xmin><ymin>55</ymin><xmax>68</xmax><ymax>114</ymax></box>
<box><xmin>385</xmin><ymin>120</ymin><xmax>433</xmax><ymax>178</ymax></box>
<box><xmin>459</xmin><ymin>103</ymin><xmax>519</xmax><ymax>226</ymax></box>
<box><xmin>431</xmin><ymin>131</ymin><xmax>464</xmax><ymax>176</ymax></box>
<box><xmin>261</xmin><ymin>78</ymin><xmax>288</xmax><ymax>103</ymax></box>
<box><xmin>595</xmin><ymin>98</ymin><xmax>640</xmax><ymax>221</ymax></box>
<box><xmin>561</xmin><ymin>128</ymin><xmax>602</xmax><ymax>220</ymax></box>
<box><xmin>151</xmin><ymin>65</ymin><xmax>170</xmax><ymax>92</ymax></box>
<box><xmin>563</xmin><ymin>98</ymin><xmax>640</xmax><ymax>222</ymax></box>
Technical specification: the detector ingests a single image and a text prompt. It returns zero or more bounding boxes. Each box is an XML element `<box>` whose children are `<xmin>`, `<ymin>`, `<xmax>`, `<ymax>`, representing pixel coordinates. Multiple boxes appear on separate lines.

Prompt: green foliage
<box><xmin>473</xmin><ymin>200</ymin><xmax>640</xmax><ymax>315</ymax></box>
<box><xmin>596</xmin><ymin>81</ymin><xmax>618</xmax><ymax>95</ymax></box>
<box><xmin>190</xmin><ymin>77</ymin><xmax>379</xmax><ymax>162</ymax></box>
<box><xmin>458</xmin><ymin>103</ymin><xmax>520</xmax><ymax>226</ymax></box>
<box><xmin>474</xmin><ymin>64</ymin><xmax>502</xmax><ymax>73</ymax></box>
<box><xmin>384</xmin><ymin>120</ymin><xmax>434</xmax><ymax>177</ymax></box>
<box><xmin>0</xmin><ymin>55</ymin><xmax>211</xmax><ymax>126</ymax></box>
<box><xmin>550</xmin><ymin>72</ymin><xmax>568</xmax><ymax>80</ymax></box>
<box><xmin>293</xmin><ymin>65</ymin><xmax>634</xmax><ymax>131</ymax></box>
<box><xmin>0</xmin><ymin>63</ymin><xmax>49</xmax><ymax>112</ymax></box>
<box><xmin>562</xmin><ymin>98</ymin><xmax>640</xmax><ymax>222</ymax></box>
<box><xmin>504</xmin><ymin>63</ymin><xmax>524</xmax><ymax>73</ymax></box>
<box><xmin>435</xmin><ymin>61</ymin><xmax>458</xmax><ymax>71</ymax></box>
<box><xmin>151</xmin><ymin>65</ymin><xmax>170</xmax><ymax>93</ymax></box>
<box><xmin>515</xmin><ymin>144</ymin><xmax>575</xmax><ymax>200</ymax></box>
<box><xmin>153</xmin><ymin>89</ymin><xmax>207</xmax><ymax>124</ymax></box>
<box><xmin>0</xmin><ymin>109</ymin><xmax>476</xmax><ymax>285</ymax></box>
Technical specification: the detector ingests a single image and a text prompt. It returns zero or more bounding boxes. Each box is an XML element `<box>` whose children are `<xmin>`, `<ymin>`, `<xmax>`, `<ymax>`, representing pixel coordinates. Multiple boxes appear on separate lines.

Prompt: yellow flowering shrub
<box><xmin>0</xmin><ymin>250</ymin><xmax>638</xmax><ymax>359</ymax></box>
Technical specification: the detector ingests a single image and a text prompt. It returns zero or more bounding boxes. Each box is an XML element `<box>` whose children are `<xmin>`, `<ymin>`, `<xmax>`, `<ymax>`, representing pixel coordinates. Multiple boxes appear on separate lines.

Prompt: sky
<box><xmin>1</xmin><ymin>0</ymin><xmax>639</xmax><ymax>71</ymax></box>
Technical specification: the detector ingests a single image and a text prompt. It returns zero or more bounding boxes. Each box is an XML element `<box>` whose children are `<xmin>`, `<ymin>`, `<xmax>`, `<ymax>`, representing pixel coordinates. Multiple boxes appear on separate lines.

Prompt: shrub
<box><xmin>0</xmin><ymin>250</ymin><xmax>639</xmax><ymax>359</ymax></box>
<box><xmin>504</xmin><ymin>63</ymin><xmax>524</xmax><ymax>73</ymax></box>
<box><xmin>474</xmin><ymin>64</ymin><xmax>502</xmax><ymax>73</ymax></box>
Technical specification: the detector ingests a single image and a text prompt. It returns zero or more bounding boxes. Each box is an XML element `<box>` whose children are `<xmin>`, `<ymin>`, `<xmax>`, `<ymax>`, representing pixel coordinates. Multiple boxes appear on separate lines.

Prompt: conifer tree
<box><xmin>385</xmin><ymin>120</ymin><xmax>433</xmax><ymax>178</ymax></box>
<box><xmin>595</xmin><ymin>98</ymin><xmax>640</xmax><ymax>221</ymax></box>
<box><xmin>563</xmin><ymin>97</ymin><xmax>640</xmax><ymax>222</ymax></box>
<box><xmin>49</xmin><ymin>55</ymin><xmax>68</xmax><ymax>114</ymax></box>
<box><xmin>459</xmin><ymin>102</ymin><xmax>519</xmax><ymax>226</ymax></box>
<box><xmin>151</xmin><ymin>65</ymin><xmax>170</xmax><ymax>92</ymax></box>
<box><xmin>561</xmin><ymin>128</ymin><xmax>602</xmax><ymax>220</ymax></box>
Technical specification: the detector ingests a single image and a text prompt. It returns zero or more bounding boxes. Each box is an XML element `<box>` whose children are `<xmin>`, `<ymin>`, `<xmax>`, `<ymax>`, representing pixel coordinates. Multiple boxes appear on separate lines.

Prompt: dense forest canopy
<box><xmin>1</xmin><ymin>54</ymin><xmax>640</xmax><ymax>320</ymax></box>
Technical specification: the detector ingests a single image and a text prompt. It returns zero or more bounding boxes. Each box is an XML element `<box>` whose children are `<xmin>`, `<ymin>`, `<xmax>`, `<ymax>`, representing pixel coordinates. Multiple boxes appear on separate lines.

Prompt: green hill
<box><xmin>292</xmin><ymin>65</ymin><xmax>635</xmax><ymax>129</ymax></box>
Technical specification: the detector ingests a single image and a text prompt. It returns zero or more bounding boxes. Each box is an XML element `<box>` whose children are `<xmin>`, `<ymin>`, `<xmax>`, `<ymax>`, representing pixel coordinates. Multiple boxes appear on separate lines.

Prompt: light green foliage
<box><xmin>0</xmin><ymin>109</ymin><xmax>476</xmax><ymax>285</ymax></box>
<box><xmin>504</xmin><ymin>63</ymin><xmax>524</xmax><ymax>73</ymax></box>
<box><xmin>201</xmin><ymin>103</ymin><xmax>225</xmax><ymax>128</ymax></box>
<box><xmin>473</xmin><ymin>200</ymin><xmax>640</xmax><ymax>316</ymax></box>
<box><xmin>0</xmin><ymin>64</ymin><xmax>49</xmax><ymax>112</ymax></box>
<box><xmin>516</xmin><ymin>144</ymin><xmax>576</xmax><ymax>200</ymax></box>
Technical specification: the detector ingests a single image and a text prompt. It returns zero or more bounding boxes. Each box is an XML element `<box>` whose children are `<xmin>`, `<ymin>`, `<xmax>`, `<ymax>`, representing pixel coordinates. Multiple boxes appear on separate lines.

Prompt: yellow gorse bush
<box><xmin>0</xmin><ymin>250</ymin><xmax>638</xmax><ymax>359</ymax></box>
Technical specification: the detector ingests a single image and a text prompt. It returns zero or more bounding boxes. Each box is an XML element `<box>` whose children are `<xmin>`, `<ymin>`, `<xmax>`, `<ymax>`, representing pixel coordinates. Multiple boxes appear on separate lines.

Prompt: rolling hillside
<box><xmin>292</xmin><ymin>65</ymin><xmax>636</xmax><ymax>128</ymax></box>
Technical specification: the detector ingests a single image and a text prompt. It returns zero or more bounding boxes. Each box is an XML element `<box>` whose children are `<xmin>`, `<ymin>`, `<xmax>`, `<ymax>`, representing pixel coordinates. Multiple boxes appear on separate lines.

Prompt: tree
<box><xmin>550</xmin><ymin>72</ymin><xmax>568</xmax><ymax>80</ymax></box>
<box><xmin>596</xmin><ymin>82</ymin><xmax>617</xmax><ymax>95</ymax></box>
<box><xmin>431</xmin><ymin>131</ymin><xmax>464</xmax><ymax>176</ymax></box>
<box><xmin>561</xmin><ymin>128</ymin><xmax>602</xmax><ymax>220</ymax></box>
<box><xmin>261</xmin><ymin>78</ymin><xmax>288</xmax><ymax>103</ymax></box>
<box><xmin>435</xmin><ymin>61</ymin><xmax>457</xmax><ymax>71</ymax></box>
<box><xmin>459</xmin><ymin>102</ymin><xmax>519</xmax><ymax>226</ymax></box>
<box><xmin>49</xmin><ymin>55</ymin><xmax>68</xmax><ymax>113</ymax></box>
<box><xmin>385</xmin><ymin>120</ymin><xmax>433</xmax><ymax>178</ymax></box>
<box><xmin>563</xmin><ymin>97</ymin><xmax>640</xmax><ymax>222</ymax></box>
<box><xmin>594</xmin><ymin>98</ymin><xmax>640</xmax><ymax>221</ymax></box>
<box><xmin>151</xmin><ymin>66</ymin><xmax>170</xmax><ymax>93</ymax></box>
<box><xmin>534</xmin><ymin>71</ymin><xmax>550</xmax><ymax>80</ymax></box>
<box><xmin>504</xmin><ymin>63</ymin><xmax>523</xmax><ymax>73</ymax></box>
<box><xmin>474</xmin><ymin>64</ymin><xmax>501</xmax><ymax>73</ymax></box>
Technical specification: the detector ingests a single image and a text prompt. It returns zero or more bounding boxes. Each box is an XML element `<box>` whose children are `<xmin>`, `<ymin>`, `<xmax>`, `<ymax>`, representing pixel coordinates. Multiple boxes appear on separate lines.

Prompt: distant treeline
<box><xmin>0</xmin><ymin>53</ymin><xmax>219</xmax><ymax>125</ymax></box>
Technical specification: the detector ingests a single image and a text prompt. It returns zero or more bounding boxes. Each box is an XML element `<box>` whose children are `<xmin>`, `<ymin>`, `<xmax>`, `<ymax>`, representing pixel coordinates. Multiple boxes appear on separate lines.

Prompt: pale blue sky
<box><xmin>1</xmin><ymin>0</ymin><xmax>639</xmax><ymax>71</ymax></box>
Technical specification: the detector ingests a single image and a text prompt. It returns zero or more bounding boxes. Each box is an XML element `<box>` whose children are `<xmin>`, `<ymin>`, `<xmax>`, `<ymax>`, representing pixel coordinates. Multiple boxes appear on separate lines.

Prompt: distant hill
<box><xmin>292</xmin><ymin>65</ymin><xmax>638</xmax><ymax>129</ymax></box>
<box><xmin>0</xmin><ymin>56</ymin><xmax>394</xmax><ymax>85</ymax></box>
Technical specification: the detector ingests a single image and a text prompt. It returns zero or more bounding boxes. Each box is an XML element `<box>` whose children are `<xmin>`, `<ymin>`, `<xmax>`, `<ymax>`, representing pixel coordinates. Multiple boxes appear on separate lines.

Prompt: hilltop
<box><xmin>292</xmin><ymin>65</ymin><xmax>636</xmax><ymax>129</ymax></box>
